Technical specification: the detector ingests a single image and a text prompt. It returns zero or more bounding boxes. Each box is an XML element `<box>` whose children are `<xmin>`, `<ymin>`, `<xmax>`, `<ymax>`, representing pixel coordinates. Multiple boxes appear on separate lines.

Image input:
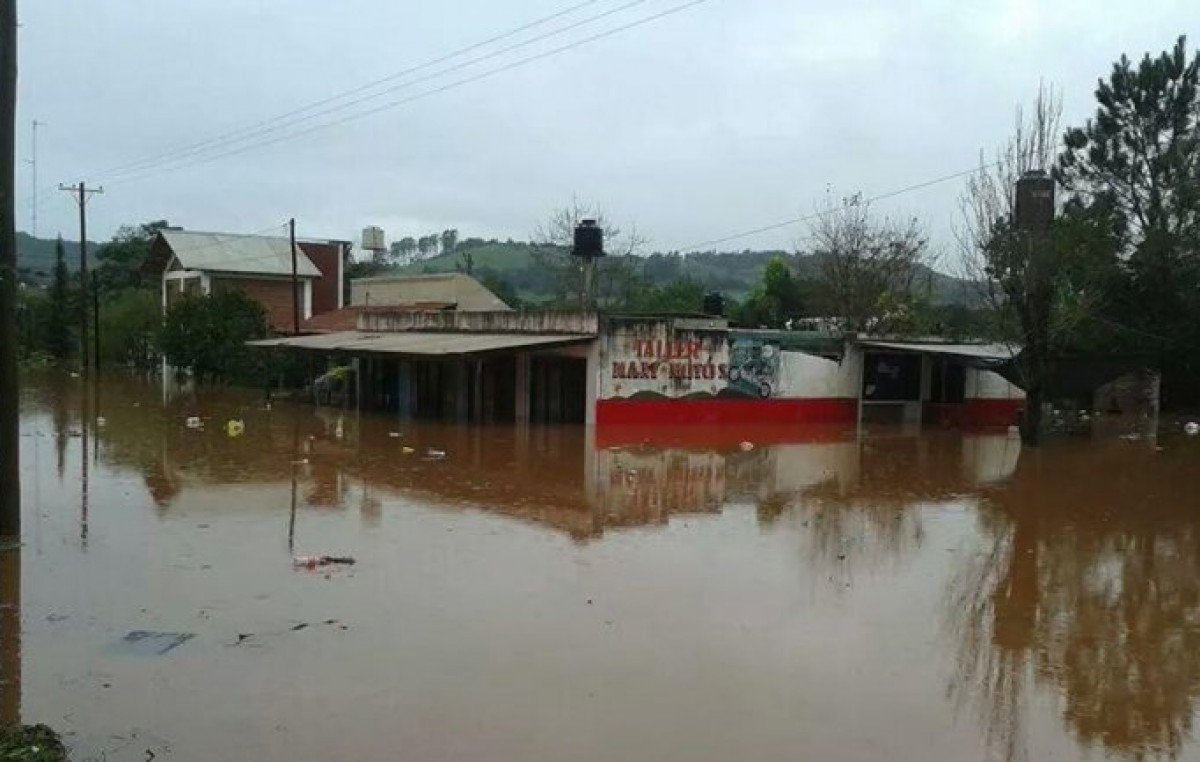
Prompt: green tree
<box><xmin>619</xmin><ymin>277</ymin><xmax>706</xmax><ymax>314</ymax></box>
<box><xmin>478</xmin><ymin>268</ymin><xmax>522</xmax><ymax>309</ymax></box>
<box><xmin>441</xmin><ymin>228</ymin><xmax>459</xmax><ymax>256</ymax></box>
<box><xmin>159</xmin><ymin>290</ymin><xmax>268</xmax><ymax>383</ymax></box>
<box><xmin>733</xmin><ymin>256</ymin><xmax>807</xmax><ymax>328</ymax></box>
<box><xmin>43</xmin><ymin>236</ymin><xmax>74</xmax><ymax>360</ymax></box>
<box><xmin>93</xmin><ymin>220</ymin><xmax>169</xmax><ymax>294</ymax></box>
<box><xmin>457</xmin><ymin>248</ymin><xmax>475</xmax><ymax>276</ymax></box>
<box><xmin>396</xmin><ymin>236</ymin><xmax>417</xmax><ymax>262</ymax></box>
<box><xmin>99</xmin><ymin>288</ymin><xmax>161</xmax><ymax>370</ymax></box>
<box><xmin>1057</xmin><ymin>35</ymin><xmax>1200</xmax><ymax>404</ymax></box>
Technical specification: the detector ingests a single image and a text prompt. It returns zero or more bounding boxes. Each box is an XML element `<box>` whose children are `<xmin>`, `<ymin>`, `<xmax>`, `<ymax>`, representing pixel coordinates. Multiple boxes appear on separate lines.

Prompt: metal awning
<box><xmin>248</xmin><ymin>330</ymin><xmax>594</xmax><ymax>356</ymax></box>
<box><xmin>858</xmin><ymin>340</ymin><xmax>1018</xmax><ymax>363</ymax></box>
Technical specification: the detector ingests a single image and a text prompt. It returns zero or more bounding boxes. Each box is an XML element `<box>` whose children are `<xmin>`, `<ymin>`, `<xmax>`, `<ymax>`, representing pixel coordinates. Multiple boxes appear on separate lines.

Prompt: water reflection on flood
<box><xmin>8</xmin><ymin>372</ymin><xmax>1200</xmax><ymax>762</ymax></box>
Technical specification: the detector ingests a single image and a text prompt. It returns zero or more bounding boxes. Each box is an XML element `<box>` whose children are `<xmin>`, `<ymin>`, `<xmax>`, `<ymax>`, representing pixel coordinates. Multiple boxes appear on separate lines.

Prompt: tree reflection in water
<box><xmin>947</xmin><ymin>440</ymin><xmax>1200</xmax><ymax>761</ymax></box>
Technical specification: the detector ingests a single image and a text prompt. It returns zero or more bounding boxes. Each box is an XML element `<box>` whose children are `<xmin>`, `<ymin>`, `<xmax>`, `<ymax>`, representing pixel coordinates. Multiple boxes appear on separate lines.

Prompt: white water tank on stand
<box><xmin>361</xmin><ymin>226</ymin><xmax>386</xmax><ymax>255</ymax></box>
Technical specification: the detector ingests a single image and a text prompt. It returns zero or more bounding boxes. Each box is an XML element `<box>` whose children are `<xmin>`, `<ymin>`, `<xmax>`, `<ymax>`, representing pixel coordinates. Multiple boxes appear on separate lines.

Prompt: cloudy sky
<box><xmin>15</xmin><ymin>0</ymin><xmax>1193</xmax><ymax>265</ymax></box>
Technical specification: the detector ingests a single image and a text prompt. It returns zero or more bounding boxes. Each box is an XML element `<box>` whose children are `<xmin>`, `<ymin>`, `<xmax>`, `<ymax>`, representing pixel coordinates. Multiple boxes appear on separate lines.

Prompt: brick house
<box><xmin>146</xmin><ymin>229</ymin><xmax>348</xmax><ymax>333</ymax></box>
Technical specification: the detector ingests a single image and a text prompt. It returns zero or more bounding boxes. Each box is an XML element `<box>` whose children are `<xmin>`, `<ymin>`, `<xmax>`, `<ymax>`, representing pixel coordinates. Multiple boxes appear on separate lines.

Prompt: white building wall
<box><xmin>777</xmin><ymin>349</ymin><xmax>860</xmax><ymax>399</ymax></box>
<box><xmin>966</xmin><ymin>368</ymin><xmax>1025</xmax><ymax>400</ymax></box>
<box><xmin>598</xmin><ymin>320</ymin><xmax>729</xmax><ymax>400</ymax></box>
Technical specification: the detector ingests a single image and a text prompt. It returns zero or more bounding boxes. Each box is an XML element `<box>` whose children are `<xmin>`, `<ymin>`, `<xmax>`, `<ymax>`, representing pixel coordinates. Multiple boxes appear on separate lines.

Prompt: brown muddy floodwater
<box><xmin>4</xmin><ymin>372</ymin><xmax>1200</xmax><ymax>761</ymax></box>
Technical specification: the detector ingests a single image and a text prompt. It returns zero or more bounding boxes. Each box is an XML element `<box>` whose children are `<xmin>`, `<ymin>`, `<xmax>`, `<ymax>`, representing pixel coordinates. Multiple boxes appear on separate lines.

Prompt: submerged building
<box><xmin>251</xmin><ymin>307</ymin><xmax>1026</xmax><ymax>428</ymax></box>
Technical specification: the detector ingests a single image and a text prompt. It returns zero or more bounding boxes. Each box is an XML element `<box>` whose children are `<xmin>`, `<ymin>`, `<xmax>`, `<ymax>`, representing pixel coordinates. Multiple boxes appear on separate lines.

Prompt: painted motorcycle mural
<box><xmin>727</xmin><ymin>339</ymin><xmax>780</xmax><ymax>398</ymax></box>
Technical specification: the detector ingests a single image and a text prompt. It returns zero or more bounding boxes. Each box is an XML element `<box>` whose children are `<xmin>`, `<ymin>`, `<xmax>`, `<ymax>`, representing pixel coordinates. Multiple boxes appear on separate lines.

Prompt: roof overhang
<box><xmin>248</xmin><ymin>330</ymin><xmax>595</xmax><ymax>357</ymax></box>
<box><xmin>857</xmin><ymin>339</ymin><xmax>1018</xmax><ymax>367</ymax></box>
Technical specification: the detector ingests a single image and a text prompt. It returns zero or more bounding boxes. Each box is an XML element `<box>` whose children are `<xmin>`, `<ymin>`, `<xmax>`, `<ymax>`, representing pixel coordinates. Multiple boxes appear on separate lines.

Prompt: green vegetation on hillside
<box><xmin>378</xmin><ymin>241</ymin><xmax>970</xmax><ymax>307</ymax></box>
<box><xmin>15</xmin><ymin>231</ymin><xmax>94</xmax><ymax>284</ymax></box>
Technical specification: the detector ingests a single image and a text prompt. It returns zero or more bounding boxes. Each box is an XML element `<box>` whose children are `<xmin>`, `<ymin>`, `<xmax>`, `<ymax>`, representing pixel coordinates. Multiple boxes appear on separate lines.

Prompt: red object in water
<box><xmin>596</xmin><ymin>397</ymin><xmax>857</xmax><ymax>427</ymax></box>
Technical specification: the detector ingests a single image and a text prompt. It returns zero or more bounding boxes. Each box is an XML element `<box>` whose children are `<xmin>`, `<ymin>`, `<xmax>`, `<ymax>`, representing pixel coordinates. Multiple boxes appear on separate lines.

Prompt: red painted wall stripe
<box><xmin>596</xmin><ymin>397</ymin><xmax>857</xmax><ymax>427</ymax></box>
<box><xmin>963</xmin><ymin>398</ymin><xmax>1024</xmax><ymax>427</ymax></box>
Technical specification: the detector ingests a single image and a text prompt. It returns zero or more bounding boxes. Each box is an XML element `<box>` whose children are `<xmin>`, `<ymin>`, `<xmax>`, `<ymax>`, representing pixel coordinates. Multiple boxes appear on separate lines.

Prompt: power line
<box><xmin>102</xmin><ymin>0</ymin><xmax>655</xmax><ymax>182</ymax></box>
<box><xmin>95</xmin><ymin>0</ymin><xmax>623</xmax><ymax>180</ymax></box>
<box><xmin>105</xmin><ymin>0</ymin><xmax>713</xmax><ymax>187</ymax></box>
<box><xmin>677</xmin><ymin>162</ymin><xmax>1002</xmax><ymax>252</ymax></box>
<box><xmin>58</xmin><ymin>182</ymin><xmax>103</xmax><ymax>372</ymax></box>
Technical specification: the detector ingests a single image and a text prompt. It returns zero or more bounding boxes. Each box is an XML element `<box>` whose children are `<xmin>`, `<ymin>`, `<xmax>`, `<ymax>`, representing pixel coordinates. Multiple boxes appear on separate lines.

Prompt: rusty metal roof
<box><xmin>248</xmin><ymin>330</ymin><xmax>593</xmax><ymax>356</ymax></box>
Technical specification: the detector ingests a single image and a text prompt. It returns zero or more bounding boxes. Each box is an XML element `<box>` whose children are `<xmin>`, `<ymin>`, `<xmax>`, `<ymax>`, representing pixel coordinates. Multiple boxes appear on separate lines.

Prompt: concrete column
<box><xmin>397</xmin><ymin>360</ymin><xmax>413</xmax><ymax>422</ymax></box>
<box><xmin>584</xmin><ymin>342</ymin><xmax>601</xmax><ymax>426</ymax></box>
<box><xmin>548</xmin><ymin>362</ymin><xmax>563</xmax><ymax>423</ymax></box>
<box><xmin>482</xmin><ymin>366</ymin><xmax>495</xmax><ymax>424</ymax></box>
<box><xmin>354</xmin><ymin>357</ymin><xmax>363</xmax><ymax>417</ymax></box>
<box><xmin>473</xmin><ymin>360</ymin><xmax>484</xmax><ymax>424</ymax></box>
<box><xmin>455</xmin><ymin>360</ymin><xmax>469</xmax><ymax>424</ymax></box>
<box><xmin>515</xmin><ymin>354</ymin><xmax>531</xmax><ymax>426</ymax></box>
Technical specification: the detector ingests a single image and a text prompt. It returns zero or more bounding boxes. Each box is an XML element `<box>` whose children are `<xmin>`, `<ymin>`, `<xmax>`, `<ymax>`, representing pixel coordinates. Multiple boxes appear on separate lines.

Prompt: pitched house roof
<box><xmin>155</xmin><ymin>229</ymin><xmax>321</xmax><ymax>278</ymax></box>
<box><xmin>349</xmin><ymin>272</ymin><xmax>511</xmax><ymax>311</ymax></box>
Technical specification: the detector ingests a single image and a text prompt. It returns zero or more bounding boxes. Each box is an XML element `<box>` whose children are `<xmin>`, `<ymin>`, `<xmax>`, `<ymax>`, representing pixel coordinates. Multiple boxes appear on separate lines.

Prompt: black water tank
<box><xmin>1015</xmin><ymin>170</ymin><xmax>1055</xmax><ymax>231</ymax></box>
<box><xmin>573</xmin><ymin>219</ymin><xmax>604</xmax><ymax>258</ymax></box>
<box><xmin>703</xmin><ymin>292</ymin><xmax>725</xmax><ymax>317</ymax></box>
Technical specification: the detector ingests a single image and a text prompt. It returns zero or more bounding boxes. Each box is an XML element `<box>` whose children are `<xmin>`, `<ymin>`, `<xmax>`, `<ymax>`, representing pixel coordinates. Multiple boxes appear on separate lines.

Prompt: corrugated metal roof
<box><xmin>162</xmin><ymin>230</ymin><xmax>321</xmax><ymax>277</ymax></box>
<box><xmin>248</xmin><ymin>330</ymin><xmax>593</xmax><ymax>355</ymax></box>
<box><xmin>858</xmin><ymin>339</ymin><xmax>1018</xmax><ymax>361</ymax></box>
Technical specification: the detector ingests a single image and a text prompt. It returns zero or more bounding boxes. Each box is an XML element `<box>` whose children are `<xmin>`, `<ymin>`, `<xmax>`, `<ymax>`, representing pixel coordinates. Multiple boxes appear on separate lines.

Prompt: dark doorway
<box><xmin>929</xmin><ymin>358</ymin><xmax>966</xmax><ymax>404</ymax></box>
<box><xmin>530</xmin><ymin>356</ymin><xmax>587</xmax><ymax>424</ymax></box>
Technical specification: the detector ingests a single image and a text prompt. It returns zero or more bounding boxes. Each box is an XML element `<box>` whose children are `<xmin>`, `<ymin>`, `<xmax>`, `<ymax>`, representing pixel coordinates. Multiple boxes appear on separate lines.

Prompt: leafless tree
<box><xmin>957</xmin><ymin>83</ymin><xmax>1062</xmax><ymax>311</ymax></box>
<box><xmin>806</xmin><ymin>193</ymin><xmax>929</xmax><ymax>334</ymax></box>
<box><xmin>532</xmin><ymin>197</ymin><xmax>646</xmax><ymax>308</ymax></box>
<box><xmin>957</xmin><ymin>84</ymin><xmax>1103</xmax><ymax>444</ymax></box>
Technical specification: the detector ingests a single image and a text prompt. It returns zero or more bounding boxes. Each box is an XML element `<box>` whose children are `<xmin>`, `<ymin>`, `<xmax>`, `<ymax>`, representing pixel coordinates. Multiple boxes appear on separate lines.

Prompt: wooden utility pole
<box><xmin>0</xmin><ymin>0</ymin><xmax>20</xmax><ymax>541</ymax></box>
<box><xmin>289</xmin><ymin>217</ymin><xmax>299</xmax><ymax>335</ymax></box>
<box><xmin>58</xmin><ymin>181</ymin><xmax>102</xmax><ymax>372</ymax></box>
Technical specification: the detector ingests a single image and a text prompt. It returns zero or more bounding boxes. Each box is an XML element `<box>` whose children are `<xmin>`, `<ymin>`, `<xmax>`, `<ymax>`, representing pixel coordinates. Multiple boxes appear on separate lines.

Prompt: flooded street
<box><xmin>6</xmin><ymin>372</ymin><xmax>1200</xmax><ymax>761</ymax></box>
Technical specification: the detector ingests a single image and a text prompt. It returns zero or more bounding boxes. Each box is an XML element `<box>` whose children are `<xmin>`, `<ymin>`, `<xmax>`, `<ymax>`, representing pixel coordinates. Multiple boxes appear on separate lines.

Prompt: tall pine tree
<box><xmin>44</xmin><ymin>235</ymin><xmax>73</xmax><ymax>360</ymax></box>
<box><xmin>1057</xmin><ymin>36</ymin><xmax>1200</xmax><ymax>403</ymax></box>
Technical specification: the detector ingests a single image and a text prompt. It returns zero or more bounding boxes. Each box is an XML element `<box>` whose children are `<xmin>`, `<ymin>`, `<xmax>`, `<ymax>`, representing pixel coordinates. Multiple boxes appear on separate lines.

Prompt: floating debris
<box><xmin>401</xmin><ymin>446</ymin><xmax>416</xmax><ymax>455</ymax></box>
<box><xmin>388</xmin><ymin>431</ymin><xmax>402</xmax><ymax>438</ymax></box>
<box><xmin>1186</xmin><ymin>422</ymin><xmax>1199</xmax><ymax>436</ymax></box>
<box><xmin>292</xmin><ymin>555</ymin><xmax>357</xmax><ymax>570</ymax></box>
<box><xmin>112</xmin><ymin>631</ymin><xmax>194</xmax><ymax>656</ymax></box>
<box><xmin>225</xmin><ymin>419</ymin><xmax>245</xmax><ymax>438</ymax></box>
<box><xmin>738</xmin><ymin>441</ymin><xmax>755</xmax><ymax>452</ymax></box>
<box><xmin>185</xmin><ymin>416</ymin><xmax>203</xmax><ymax>430</ymax></box>
<box><xmin>424</xmin><ymin>448</ymin><xmax>447</xmax><ymax>460</ymax></box>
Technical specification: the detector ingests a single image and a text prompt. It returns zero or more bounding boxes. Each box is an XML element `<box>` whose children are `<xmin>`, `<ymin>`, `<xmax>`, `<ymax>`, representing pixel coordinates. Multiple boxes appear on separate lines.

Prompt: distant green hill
<box><xmin>395</xmin><ymin>241</ymin><xmax>975</xmax><ymax>306</ymax></box>
<box><xmin>16</xmin><ymin>232</ymin><xmax>96</xmax><ymax>284</ymax></box>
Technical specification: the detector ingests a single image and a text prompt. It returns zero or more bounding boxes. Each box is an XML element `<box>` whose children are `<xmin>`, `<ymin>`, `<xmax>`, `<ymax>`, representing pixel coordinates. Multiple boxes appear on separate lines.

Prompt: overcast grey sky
<box><xmin>15</xmin><ymin>0</ymin><xmax>1193</xmax><ymax>262</ymax></box>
